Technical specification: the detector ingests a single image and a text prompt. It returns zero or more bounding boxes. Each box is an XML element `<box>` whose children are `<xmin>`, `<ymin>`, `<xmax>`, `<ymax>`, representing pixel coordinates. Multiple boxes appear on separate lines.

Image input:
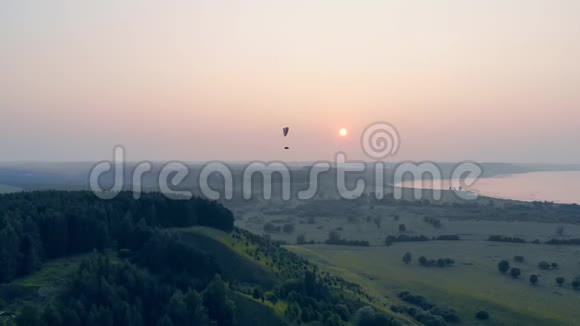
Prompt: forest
<box><xmin>0</xmin><ymin>191</ymin><xmax>400</xmax><ymax>326</ymax></box>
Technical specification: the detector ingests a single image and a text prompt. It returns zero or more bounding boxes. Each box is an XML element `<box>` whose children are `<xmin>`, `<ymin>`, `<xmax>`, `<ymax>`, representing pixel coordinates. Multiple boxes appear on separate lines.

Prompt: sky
<box><xmin>1</xmin><ymin>0</ymin><xmax>579</xmax><ymax>163</ymax></box>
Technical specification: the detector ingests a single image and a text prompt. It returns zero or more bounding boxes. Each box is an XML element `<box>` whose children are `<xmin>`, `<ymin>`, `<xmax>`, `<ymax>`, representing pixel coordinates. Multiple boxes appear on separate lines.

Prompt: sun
<box><xmin>339</xmin><ymin>128</ymin><xmax>348</xmax><ymax>137</ymax></box>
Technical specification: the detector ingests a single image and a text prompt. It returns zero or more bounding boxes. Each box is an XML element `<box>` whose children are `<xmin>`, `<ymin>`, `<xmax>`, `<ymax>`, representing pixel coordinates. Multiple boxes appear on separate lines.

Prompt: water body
<box><xmin>398</xmin><ymin>171</ymin><xmax>580</xmax><ymax>204</ymax></box>
<box><xmin>0</xmin><ymin>184</ymin><xmax>22</xmax><ymax>194</ymax></box>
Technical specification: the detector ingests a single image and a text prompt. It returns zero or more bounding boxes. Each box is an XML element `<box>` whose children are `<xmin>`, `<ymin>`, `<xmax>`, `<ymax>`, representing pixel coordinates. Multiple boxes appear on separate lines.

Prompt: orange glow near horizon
<box><xmin>1</xmin><ymin>1</ymin><xmax>579</xmax><ymax>162</ymax></box>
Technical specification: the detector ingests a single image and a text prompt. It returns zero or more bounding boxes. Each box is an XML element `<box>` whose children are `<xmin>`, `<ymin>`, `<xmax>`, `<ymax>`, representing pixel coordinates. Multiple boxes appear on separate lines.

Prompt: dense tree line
<box><xmin>0</xmin><ymin>191</ymin><xmax>233</xmax><ymax>284</ymax></box>
<box><xmin>13</xmin><ymin>235</ymin><xmax>235</xmax><ymax>326</ymax></box>
<box><xmin>434</xmin><ymin>235</ymin><xmax>460</xmax><ymax>241</ymax></box>
<box><xmin>487</xmin><ymin>235</ymin><xmax>526</xmax><ymax>243</ymax></box>
<box><xmin>325</xmin><ymin>230</ymin><xmax>370</xmax><ymax>247</ymax></box>
<box><xmin>395</xmin><ymin>291</ymin><xmax>460</xmax><ymax>325</ymax></box>
<box><xmin>418</xmin><ymin>257</ymin><xmax>455</xmax><ymax>268</ymax></box>
<box><xmin>385</xmin><ymin>234</ymin><xmax>429</xmax><ymax>245</ymax></box>
<box><xmin>545</xmin><ymin>238</ymin><xmax>580</xmax><ymax>246</ymax></box>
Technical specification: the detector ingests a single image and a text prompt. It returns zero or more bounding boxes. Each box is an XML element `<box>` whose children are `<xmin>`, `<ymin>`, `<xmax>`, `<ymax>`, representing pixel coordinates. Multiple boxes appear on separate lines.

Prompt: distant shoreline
<box><xmin>398</xmin><ymin>170</ymin><xmax>580</xmax><ymax>205</ymax></box>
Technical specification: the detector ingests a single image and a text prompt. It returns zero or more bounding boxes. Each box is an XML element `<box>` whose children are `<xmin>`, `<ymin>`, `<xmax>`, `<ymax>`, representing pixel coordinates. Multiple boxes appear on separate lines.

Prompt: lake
<box><xmin>397</xmin><ymin>171</ymin><xmax>580</xmax><ymax>204</ymax></box>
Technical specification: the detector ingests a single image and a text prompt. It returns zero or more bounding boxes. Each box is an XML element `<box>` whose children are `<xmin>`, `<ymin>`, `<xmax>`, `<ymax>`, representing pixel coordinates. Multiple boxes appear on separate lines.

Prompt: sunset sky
<box><xmin>1</xmin><ymin>1</ymin><xmax>579</xmax><ymax>163</ymax></box>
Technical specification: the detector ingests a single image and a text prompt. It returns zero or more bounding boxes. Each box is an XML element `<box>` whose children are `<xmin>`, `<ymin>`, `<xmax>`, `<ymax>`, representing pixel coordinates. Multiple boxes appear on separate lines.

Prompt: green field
<box><xmin>288</xmin><ymin>241</ymin><xmax>580</xmax><ymax>326</ymax></box>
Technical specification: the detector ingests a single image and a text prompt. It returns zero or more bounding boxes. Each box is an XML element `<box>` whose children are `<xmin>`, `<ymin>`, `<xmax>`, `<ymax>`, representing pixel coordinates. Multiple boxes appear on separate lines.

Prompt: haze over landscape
<box><xmin>1</xmin><ymin>2</ymin><xmax>580</xmax><ymax>326</ymax></box>
<box><xmin>2</xmin><ymin>0</ymin><xmax>580</xmax><ymax>162</ymax></box>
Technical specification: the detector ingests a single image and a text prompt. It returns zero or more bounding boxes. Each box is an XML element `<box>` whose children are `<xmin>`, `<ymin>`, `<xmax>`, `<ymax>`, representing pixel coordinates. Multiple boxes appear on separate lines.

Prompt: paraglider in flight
<box><xmin>282</xmin><ymin>127</ymin><xmax>290</xmax><ymax>149</ymax></box>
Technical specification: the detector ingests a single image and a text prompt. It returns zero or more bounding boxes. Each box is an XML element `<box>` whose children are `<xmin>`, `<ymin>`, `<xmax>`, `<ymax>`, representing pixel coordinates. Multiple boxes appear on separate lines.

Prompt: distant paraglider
<box><xmin>283</xmin><ymin>127</ymin><xmax>290</xmax><ymax>149</ymax></box>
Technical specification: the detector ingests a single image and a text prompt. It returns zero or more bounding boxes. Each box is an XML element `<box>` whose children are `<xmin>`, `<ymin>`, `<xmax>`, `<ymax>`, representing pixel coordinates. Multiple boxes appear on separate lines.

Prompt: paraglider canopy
<box><xmin>282</xmin><ymin>127</ymin><xmax>290</xmax><ymax>149</ymax></box>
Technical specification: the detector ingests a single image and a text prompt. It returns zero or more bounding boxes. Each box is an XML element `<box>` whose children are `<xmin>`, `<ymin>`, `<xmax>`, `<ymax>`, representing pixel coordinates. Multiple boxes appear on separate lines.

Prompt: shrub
<box><xmin>399</xmin><ymin>224</ymin><xmax>407</xmax><ymax>233</ymax></box>
<box><xmin>403</xmin><ymin>252</ymin><xmax>412</xmax><ymax>265</ymax></box>
<box><xmin>252</xmin><ymin>287</ymin><xmax>263</xmax><ymax>300</ymax></box>
<box><xmin>398</xmin><ymin>291</ymin><xmax>435</xmax><ymax>310</ymax></box>
<box><xmin>572</xmin><ymin>277</ymin><xmax>580</xmax><ymax>290</ymax></box>
<box><xmin>430</xmin><ymin>306</ymin><xmax>460</xmax><ymax>323</ymax></box>
<box><xmin>529</xmin><ymin>274</ymin><xmax>539</xmax><ymax>285</ymax></box>
<box><xmin>265</xmin><ymin>292</ymin><xmax>278</xmax><ymax>304</ymax></box>
<box><xmin>538</xmin><ymin>261</ymin><xmax>551</xmax><ymax>270</ymax></box>
<box><xmin>328</xmin><ymin>230</ymin><xmax>341</xmax><ymax>242</ymax></box>
<box><xmin>510</xmin><ymin>268</ymin><xmax>521</xmax><ymax>279</ymax></box>
<box><xmin>475</xmin><ymin>310</ymin><xmax>490</xmax><ymax>320</ymax></box>
<box><xmin>556</xmin><ymin>277</ymin><xmax>565</xmax><ymax>287</ymax></box>
<box><xmin>353</xmin><ymin>306</ymin><xmax>396</xmax><ymax>326</ymax></box>
<box><xmin>497</xmin><ymin>260</ymin><xmax>510</xmax><ymax>274</ymax></box>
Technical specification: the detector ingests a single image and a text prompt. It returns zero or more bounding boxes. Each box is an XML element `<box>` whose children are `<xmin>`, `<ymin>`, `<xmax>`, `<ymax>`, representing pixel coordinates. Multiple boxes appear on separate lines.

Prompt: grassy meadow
<box><xmin>230</xmin><ymin>194</ymin><xmax>580</xmax><ymax>325</ymax></box>
<box><xmin>287</xmin><ymin>242</ymin><xmax>580</xmax><ymax>325</ymax></box>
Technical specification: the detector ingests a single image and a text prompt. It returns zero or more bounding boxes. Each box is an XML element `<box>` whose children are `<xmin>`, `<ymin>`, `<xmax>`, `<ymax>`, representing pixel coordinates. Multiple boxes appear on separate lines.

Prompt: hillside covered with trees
<box><xmin>0</xmin><ymin>191</ymin><xmax>405</xmax><ymax>326</ymax></box>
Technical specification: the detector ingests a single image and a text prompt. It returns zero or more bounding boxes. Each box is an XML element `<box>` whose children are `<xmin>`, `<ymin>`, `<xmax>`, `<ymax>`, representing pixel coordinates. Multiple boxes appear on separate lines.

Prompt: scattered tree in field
<box><xmin>263</xmin><ymin>222</ymin><xmax>281</xmax><ymax>233</ymax></box>
<box><xmin>328</xmin><ymin>230</ymin><xmax>341</xmax><ymax>243</ymax></box>
<box><xmin>265</xmin><ymin>292</ymin><xmax>278</xmax><ymax>304</ymax></box>
<box><xmin>282</xmin><ymin>223</ymin><xmax>295</xmax><ymax>234</ymax></box>
<box><xmin>538</xmin><ymin>261</ymin><xmax>550</xmax><ymax>270</ymax></box>
<box><xmin>572</xmin><ymin>277</ymin><xmax>580</xmax><ymax>290</ymax></box>
<box><xmin>423</xmin><ymin>216</ymin><xmax>442</xmax><ymax>228</ymax></box>
<box><xmin>419</xmin><ymin>256</ymin><xmax>427</xmax><ymax>266</ymax></box>
<box><xmin>398</xmin><ymin>224</ymin><xmax>407</xmax><ymax>233</ymax></box>
<box><xmin>556</xmin><ymin>277</ymin><xmax>565</xmax><ymax>287</ymax></box>
<box><xmin>529</xmin><ymin>274</ymin><xmax>539</xmax><ymax>286</ymax></box>
<box><xmin>497</xmin><ymin>260</ymin><xmax>510</xmax><ymax>274</ymax></box>
<box><xmin>373</xmin><ymin>217</ymin><xmax>382</xmax><ymax>229</ymax></box>
<box><xmin>296</xmin><ymin>234</ymin><xmax>306</xmax><ymax>245</ymax></box>
<box><xmin>538</xmin><ymin>261</ymin><xmax>559</xmax><ymax>270</ymax></box>
<box><xmin>475</xmin><ymin>310</ymin><xmax>490</xmax><ymax>320</ymax></box>
<box><xmin>403</xmin><ymin>252</ymin><xmax>412</xmax><ymax>265</ymax></box>
<box><xmin>510</xmin><ymin>268</ymin><xmax>521</xmax><ymax>279</ymax></box>
<box><xmin>252</xmin><ymin>287</ymin><xmax>263</xmax><ymax>300</ymax></box>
